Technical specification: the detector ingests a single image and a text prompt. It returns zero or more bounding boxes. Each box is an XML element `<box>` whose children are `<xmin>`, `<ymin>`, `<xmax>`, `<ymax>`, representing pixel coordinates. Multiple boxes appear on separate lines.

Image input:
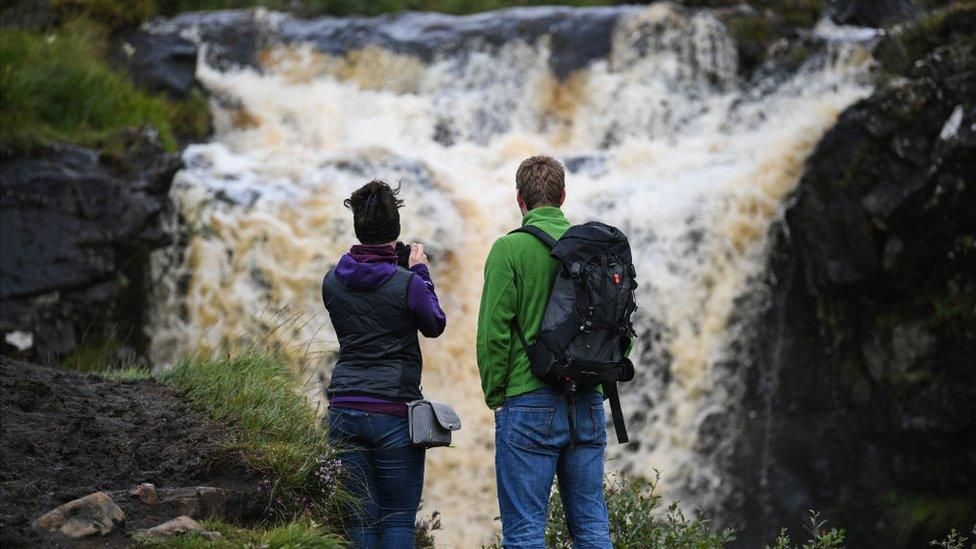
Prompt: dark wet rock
<box><xmin>828</xmin><ymin>0</ymin><xmax>921</xmax><ymax>28</ymax></box>
<box><xmin>0</xmin><ymin>138</ymin><xmax>179</xmax><ymax>359</ymax></box>
<box><xmin>149</xmin><ymin>6</ymin><xmax>636</xmax><ymax>79</ymax></box>
<box><xmin>725</xmin><ymin>15</ymin><xmax>976</xmax><ymax>548</ymax></box>
<box><xmin>114</xmin><ymin>30</ymin><xmax>199</xmax><ymax>99</ymax></box>
<box><xmin>149</xmin><ymin>8</ymin><xmax>277</xmax><ymax>72</ymax></box>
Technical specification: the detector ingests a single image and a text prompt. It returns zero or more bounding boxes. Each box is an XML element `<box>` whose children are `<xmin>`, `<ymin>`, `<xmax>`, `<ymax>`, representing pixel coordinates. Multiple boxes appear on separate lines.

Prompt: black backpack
<box><xmin>510</xmin><ymin>221</ymin><xmax>637</xmax><ymax>446</ymax></box>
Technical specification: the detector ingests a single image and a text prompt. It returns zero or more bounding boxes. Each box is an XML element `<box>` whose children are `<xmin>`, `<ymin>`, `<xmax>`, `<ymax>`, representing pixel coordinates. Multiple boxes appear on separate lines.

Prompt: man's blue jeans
<box><xmin>328</xmin><ymin>408</ymin><xmax>425</xmax><ymax>549</ymax></box>
<box><xmin>495</xmin><ymin>387</ymin><xmax>612</xmax><ymax>549</ymax></box>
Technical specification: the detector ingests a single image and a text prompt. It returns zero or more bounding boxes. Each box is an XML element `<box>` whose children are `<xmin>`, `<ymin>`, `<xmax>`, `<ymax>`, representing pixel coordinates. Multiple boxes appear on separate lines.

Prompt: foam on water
<box><xmin>148</xmin><ymin>5</ymin><xmax>874</xmax><ymax>545</ymax></box>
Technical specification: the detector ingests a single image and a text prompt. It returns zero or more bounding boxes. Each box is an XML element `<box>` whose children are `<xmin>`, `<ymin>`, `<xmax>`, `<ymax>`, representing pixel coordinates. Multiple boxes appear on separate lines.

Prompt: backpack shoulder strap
<box><xmin>508</xmin><ymin>225</ymin><xmax>558</xmax><ymax>249</ymax></box>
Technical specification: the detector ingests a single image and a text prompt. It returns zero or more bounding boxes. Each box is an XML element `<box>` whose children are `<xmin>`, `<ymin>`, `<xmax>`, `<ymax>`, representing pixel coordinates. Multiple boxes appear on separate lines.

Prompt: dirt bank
<box><xmin>0</xmin><ymin>357</ymin><xmax>262</xmax><ymax>546</ymax></box>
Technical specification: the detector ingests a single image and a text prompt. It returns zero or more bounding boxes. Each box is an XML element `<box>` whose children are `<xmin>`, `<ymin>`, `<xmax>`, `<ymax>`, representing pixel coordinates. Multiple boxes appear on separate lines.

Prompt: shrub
<box><xmin>551</xmin><ymin>472</ymin><xmax>734</xmax><ymax>548</ymax></box>
<box><xmin>765</xmin><ymin>511</ymin><xmax>845</xmax><ymax>549</ymax></box>
<box><xmin>51</xmin><ymin>0</ymin><xmax>157</xmax><ymax>29</ymax></box>
<box><xmin>162</xmin><ymin>348</ymin><xmax>347</xmax><ymax>523</ymax></box>
<box><xmin>930</xmin><ymin>526</ymin><xmax>976</xmax><ymax>549</ymax></box>
<box><xmin>485</xmin><ymin>471</ymin><xmax>735</xmax><ymax>548</ymax></box>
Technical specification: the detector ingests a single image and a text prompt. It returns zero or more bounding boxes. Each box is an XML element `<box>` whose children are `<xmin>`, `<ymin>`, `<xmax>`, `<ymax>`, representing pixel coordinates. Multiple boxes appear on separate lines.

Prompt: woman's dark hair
<box><xmin>344</xmin><ymin>180</ymin><xmax>404</xmax><ymax>244</ymax></box>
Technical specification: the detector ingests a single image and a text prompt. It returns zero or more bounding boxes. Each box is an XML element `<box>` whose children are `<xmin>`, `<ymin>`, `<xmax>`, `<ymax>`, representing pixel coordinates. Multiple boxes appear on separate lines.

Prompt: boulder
<box><xmin>137</xmin><ymin>515</ymin><xmax>221</xmax><ymax>540</ymax></box>
<box><xmin>31</xmin><ymin>492</ymin><xmax>125</xmax><ymax>539</ymax></box>
<box><xmin>115</xmin><ymin>30</ymin><xmax>199</xmax><ymax>99</ymax></box>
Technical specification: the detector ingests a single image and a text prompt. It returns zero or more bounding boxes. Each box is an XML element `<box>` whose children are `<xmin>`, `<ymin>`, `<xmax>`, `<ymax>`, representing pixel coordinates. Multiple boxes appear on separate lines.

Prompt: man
<box><xmin>477</xmin><ymin>155</ymin><xmax>612</xmax><ymax>548</ymax></box>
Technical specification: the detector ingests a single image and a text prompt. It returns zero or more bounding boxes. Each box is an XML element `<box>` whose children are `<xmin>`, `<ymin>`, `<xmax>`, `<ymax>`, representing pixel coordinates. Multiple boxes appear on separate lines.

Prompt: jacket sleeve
<box><xmin>476</xmin><ymin>238</ymin><xmax>518</xmax><ymax>409</ymax></box>
<box><xmin>407</xmin><ymin>264</ymin><xmax>447</xmax><ymax>338</ymax></box>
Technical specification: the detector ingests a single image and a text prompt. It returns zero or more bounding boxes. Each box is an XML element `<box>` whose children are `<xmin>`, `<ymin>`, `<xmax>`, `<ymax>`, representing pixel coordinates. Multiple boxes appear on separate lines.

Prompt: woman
<box><xmin>323</xmin><ymin>180</ymin><xmax>446</xmax><ymax>548</ymax></box>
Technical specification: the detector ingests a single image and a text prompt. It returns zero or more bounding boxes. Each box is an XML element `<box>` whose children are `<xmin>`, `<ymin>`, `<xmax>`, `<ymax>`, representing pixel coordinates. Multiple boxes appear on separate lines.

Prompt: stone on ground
<box><xmin>31</xmin><ymin>491</ymin><xmax>125</xmax><ymax>538</ymax></box>
<box><xmin>137</xmin><ymin>515</ymin><xmax>221</xmax><ymax>540</ymax></box>
<box><xmin>129</xmin><ymin>483</ymin><xmax>159</xmax><ymax>505</ymax></box>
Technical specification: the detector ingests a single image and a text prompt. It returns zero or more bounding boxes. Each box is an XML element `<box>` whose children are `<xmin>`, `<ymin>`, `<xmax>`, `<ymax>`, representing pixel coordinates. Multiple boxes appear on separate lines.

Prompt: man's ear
<box><xmin>517</xmin><ymin>193</ymin><xmax>526</xmax><ymax>209</ymax></box>
<box><xmin>558</xmin><ymin>188</ymin><xmax>566</xmax><ymax>206</ymax></box>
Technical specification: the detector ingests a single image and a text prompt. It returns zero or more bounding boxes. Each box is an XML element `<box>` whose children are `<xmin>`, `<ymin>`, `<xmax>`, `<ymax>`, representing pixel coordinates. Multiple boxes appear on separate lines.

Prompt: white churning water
<box><xmin>147</xmin><ymin>5</ymin><xmax>875</xmax><ymax>545</ymax></box>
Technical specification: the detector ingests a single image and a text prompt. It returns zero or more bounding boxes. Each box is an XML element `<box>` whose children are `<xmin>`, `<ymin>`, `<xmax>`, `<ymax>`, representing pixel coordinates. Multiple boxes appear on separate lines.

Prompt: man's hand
<box><xmin>408</xmin><ymin>243</ymin><xmax>428</xmax><ymax>268</ymax></box>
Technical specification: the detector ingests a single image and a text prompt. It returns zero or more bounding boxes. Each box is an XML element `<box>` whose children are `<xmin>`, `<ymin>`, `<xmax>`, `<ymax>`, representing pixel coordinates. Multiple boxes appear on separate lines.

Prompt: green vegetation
<box><xmin>885</xmin><ymin>492</ymin><xmax>976</xmax><ymax>546</ymax></box>
<box><xmin>877</xmin><ymin>2</ymin><xmax>976</xmax><ymax>75</ymax></box>
<box><xmin>0</xmin><ymin>20</ymin><xmax>209</xmax><ymax>153</ymax></box>
<box><xmin>162</xmin><ymin>349</ymin><xmax>347</xmax><ymax>523</ymax></box>
<box><xmin>485</xmin><ymin>471</ymin><xmax>735</xmax><ymax>548</ymax></box>
<box><xmin>52</xmin><ymin>0</ymin><xmax>157</xmax><ymax>28</ymax></box>
<box><xmin>765</xmin><ymin>511</ymin><xmax>845</xmax><ymax>549</ymax></box>
<box><xmin>930</xmin><ymin>526</ymin><xmax>976</xmax><ymax>549</ymax></box>
<box><xmin>60</xmin><ymin>337</ymin><xmax>154</xmax><ymax>380</ymax></box>
<box><xmin>135</xmin><ymin>519</ymin><xmax>345</xmax><ymax>548</ymax></box>
<box><xmin>724</xmin><ymin>0</ymin><xmax>825</xmax><ymax>73</ymax></box>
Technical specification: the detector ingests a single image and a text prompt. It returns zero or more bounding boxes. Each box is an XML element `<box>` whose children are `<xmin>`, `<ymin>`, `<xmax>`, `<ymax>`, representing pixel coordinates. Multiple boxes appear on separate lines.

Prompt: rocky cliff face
<box><xmin>0</xmin><ymin>139</ymin><xmax>180</xmax><ymax>359</ymax></box>
<box><xmin>729</xmin><ymin>6</ymin><xmax>976</xmax><ymax>547</ymax></box>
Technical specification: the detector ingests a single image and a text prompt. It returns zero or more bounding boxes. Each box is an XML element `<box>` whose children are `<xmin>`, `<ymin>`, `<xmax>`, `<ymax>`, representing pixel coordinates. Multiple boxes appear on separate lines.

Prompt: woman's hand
<box><xmin>408</xmin><ymin>243</ymin><xmax>428</xmax><ymax>268</ymax></box>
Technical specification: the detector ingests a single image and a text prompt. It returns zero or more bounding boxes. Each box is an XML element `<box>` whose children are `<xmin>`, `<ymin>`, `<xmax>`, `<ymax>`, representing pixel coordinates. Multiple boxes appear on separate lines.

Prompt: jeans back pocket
<box><xmin>507</xmin><ymin>406</ymin><xmax>556</xmax><ymax>454</ymax></box>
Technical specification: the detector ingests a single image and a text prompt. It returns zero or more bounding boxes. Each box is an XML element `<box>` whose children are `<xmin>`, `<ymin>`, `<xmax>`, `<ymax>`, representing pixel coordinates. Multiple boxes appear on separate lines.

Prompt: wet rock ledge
<box><xmin>0</xmin><ymin>140</ymin><xmax>180</xmax><ymax>359</ymax></box>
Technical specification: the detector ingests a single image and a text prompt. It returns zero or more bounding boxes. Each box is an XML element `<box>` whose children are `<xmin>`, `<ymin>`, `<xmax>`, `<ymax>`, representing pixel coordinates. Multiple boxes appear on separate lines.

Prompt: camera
<box><xmin>395</xmin><ymin>241</ymin><xmax>411</xmax><ymax>269</ymax></box>
<box><xmin>394</xmin><ymin>241</ymin><xmax>433</xmax><ymax>269</ymax></box>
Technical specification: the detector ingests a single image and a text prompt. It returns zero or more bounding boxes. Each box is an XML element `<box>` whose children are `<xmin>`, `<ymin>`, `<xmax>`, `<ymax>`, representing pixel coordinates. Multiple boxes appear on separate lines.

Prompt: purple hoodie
<box><xmin>326</xmin><ymin>244</ymin><xmax>447</xmax><ymax>417</ymax></box>
<box><xmin>330</xmin><ymin>244</ymin><xmax>447</xmax><ymax>337</ymax></box>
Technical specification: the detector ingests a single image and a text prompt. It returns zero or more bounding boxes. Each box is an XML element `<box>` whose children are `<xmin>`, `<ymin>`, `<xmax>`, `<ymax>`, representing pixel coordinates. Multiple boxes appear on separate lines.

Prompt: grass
<box><xmin>161</xmin><ymin>348</ymin><xmax>347</xmax><ymax>523</ymax></box>
<box><xmin>60</xmin><ymin>337</ymin><xmax>155</xmax><ymax>380</ymax></box>
<box><xmin>135</xmin><ymin>519</ymin><xmax>345</xmax><ymax>548</ymax></box>
<box><xmin>58</xmin><ymin>342</ymin><xmax>349</xmax><ymax>540</ymax></box>
<box><xmin>0</xmin><ymin>19</ymin><xmax>209</xmax><ymax>154</ymax></box>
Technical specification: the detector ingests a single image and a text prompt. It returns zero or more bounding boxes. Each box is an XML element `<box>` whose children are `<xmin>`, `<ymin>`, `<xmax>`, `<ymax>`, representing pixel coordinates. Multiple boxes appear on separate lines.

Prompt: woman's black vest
<box><xmin>322</xmin><ymin>267</ymin><xmax>423</xmax><ymax>401</ymax></box>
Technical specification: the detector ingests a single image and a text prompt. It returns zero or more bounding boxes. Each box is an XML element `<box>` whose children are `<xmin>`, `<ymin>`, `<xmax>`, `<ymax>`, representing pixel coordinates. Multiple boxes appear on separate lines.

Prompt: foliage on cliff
<box><xmin>0</xmin><ymin>20</ymin><xmax>208</xmax><ymax>153</ymax></box>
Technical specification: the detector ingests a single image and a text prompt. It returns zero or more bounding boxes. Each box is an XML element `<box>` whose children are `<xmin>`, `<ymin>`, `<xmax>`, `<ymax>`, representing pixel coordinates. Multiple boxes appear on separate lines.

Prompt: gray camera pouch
<box><xmin>407</xmin><ymin>400</ymin><xmax>461</xmax><ymax>448</ymax></box>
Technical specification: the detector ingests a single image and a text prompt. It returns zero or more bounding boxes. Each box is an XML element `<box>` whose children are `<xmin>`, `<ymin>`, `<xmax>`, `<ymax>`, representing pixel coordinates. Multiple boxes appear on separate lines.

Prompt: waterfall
<box><xmin>146</xmin><ymin>5</ymin><xmax>875</xmax><ymax>544</ymax></box>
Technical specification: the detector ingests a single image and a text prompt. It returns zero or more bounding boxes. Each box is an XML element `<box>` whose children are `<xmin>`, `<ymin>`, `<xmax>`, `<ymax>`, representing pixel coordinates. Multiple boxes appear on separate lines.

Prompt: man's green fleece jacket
<box><xmin>476</xmin><ymin>206</ymin><xmax>570</xmax><ymax>409</ymax></box>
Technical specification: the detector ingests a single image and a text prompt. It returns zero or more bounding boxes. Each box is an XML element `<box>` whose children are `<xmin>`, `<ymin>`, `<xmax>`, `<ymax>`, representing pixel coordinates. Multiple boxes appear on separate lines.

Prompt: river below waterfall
<box><xmin>145</xmin><ymin>5</ymin><xmax>877</xmax><ymax>545</ymax></box>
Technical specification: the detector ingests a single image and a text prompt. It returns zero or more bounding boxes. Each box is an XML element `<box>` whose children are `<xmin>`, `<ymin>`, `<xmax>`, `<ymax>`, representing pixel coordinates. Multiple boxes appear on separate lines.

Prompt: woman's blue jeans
<box><xmin>495</xmin><ymin>387</ymin><xmax>612</xmax><ymax>549</ymax></box>
<box><xmin>328</xmin><ymin>408</ymin><xmax>425</xmax><ymax>549</ymax></box>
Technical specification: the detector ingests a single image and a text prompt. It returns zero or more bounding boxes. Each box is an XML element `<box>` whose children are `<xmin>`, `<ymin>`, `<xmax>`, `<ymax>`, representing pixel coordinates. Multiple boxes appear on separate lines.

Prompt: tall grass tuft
<box><xmin>162</xmin><ymin>348</ymin><xmax>347</xmax><ymax>523</ymax></box>
<box><xmin>135</xmin><ymin>518</ymin><xmax>346</xmax><ymax>548</ymax></box>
